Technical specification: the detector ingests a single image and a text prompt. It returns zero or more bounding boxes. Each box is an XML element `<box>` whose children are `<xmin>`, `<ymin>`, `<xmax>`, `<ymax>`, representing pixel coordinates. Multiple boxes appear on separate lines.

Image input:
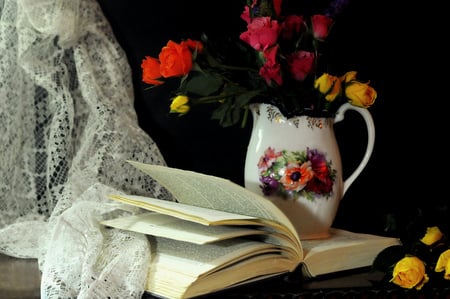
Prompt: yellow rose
<box><xmin>340</xmin><ymin>70</ymin><xmax>358</xmax><ymax>83</ymax></box>
<box><xmin>314</xmin><ymin>73</ymin><xmax>342</xmax><ymax>102</ymax></box>
<box><xmin>420</xmin><ymin>226</ymin><xmax>443</xmax><ymax>246</ymax></box>
<box><xmin>390</xmin><ymin>256</ymin><xmax>429</xmax><ymax>290</ymax></box>
<box><xmin>344</xmin><ymin>81</ymin><xmax>377</xmax><ymax>108</ymax></box>
<box><xmin>435</xmin><ymin>249</ymin><xmax>450</xmax><ymax>280</ymax></box>
<box><xmin>170</xmin><ymin>95</ymin><xmax>190</xmax><ymax>114</ymax></box>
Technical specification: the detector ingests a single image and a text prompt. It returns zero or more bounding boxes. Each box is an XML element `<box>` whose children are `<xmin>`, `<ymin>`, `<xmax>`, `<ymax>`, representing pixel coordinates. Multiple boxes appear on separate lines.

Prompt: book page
<box><xmin>107</xmin><ymin>194</ymin><xmax>259</xmax><ymax>225</ymax></box>
<box><xmin>105</xmin><ymin>195</ymin><xmax>302</xmax><ymax>255</ymax></box>
<box><xmin>127</xmin><ymin>161</ymin><xmax>285</xmax><ymax>219</ymax></box>
<box><xmin>300</xmin><ymin>228</ymin><xmax>401</xmax><ymax>277</ymax></box>
<box><xmin>126</xmin><ymin>161</ymin><xmax>301</xmax><ymax>251</ymax></box>
<box><xmin>101</xmin><ymin>212</ymin><xmax>268</xmax><ymax>244</ymax></box>
<box><xmin>146</xmin><ymin>237</ymin><xmax>297</xmax><ymax>299</ymax></box>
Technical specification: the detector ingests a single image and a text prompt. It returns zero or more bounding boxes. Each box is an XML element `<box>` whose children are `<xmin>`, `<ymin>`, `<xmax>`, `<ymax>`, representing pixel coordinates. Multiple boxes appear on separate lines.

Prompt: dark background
<box><xmin>97</xmin><ymin>0</ymin><xmax>447</xmax><ymax>237</ymax></box>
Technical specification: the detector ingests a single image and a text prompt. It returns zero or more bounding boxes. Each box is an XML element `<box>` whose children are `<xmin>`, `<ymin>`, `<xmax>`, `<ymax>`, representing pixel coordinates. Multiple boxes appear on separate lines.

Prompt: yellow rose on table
<box><xmin>435</xmin><ymin>249</ymin><xmax>450</xmax><ymax>280</ymax></box>
<box><xmin>390</xmin><ymin>256</ymin><xmax>429</xmax><ymax>290</ymax></box>
<box><xmin>420</xmin><ymin>226</ymin><xmax>443</xmax><ymax>246</ymax></box>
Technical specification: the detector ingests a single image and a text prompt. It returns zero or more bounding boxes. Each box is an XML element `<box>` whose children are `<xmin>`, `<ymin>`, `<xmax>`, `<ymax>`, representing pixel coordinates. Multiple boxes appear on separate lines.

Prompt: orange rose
<box><xmin>181</xmin><ymin>39</ymin><xmax>204</xmax><ymax>54</ymax></box>
<box><xmin>390</xmin><ymin>256</ymin><xmax>429</xmax><ymax>290</ymax></box>
<box><xmin>141</xmin><ymin>56</ymin><xmax>163</xmax><ymax>85</ymax></box>
<box><xmin>159</xmin><ymin>40</ymin><xmax>194</xmax><ymax>78</ymax></box>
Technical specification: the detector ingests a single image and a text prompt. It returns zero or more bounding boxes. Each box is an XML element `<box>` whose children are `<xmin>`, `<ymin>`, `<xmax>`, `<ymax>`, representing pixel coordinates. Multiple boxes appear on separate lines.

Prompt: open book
<box><xmin>101</xmin><ymin>160</ymin><xmax>400</xmax><ymax>299</ymax></box>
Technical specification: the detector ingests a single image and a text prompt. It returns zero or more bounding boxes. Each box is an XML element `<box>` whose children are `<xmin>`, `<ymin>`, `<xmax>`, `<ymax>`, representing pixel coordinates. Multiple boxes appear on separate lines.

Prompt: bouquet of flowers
<box><xmin>141</xmin><ymin>0</ymin><xmax>377</xmax><ymax>127</ymax></box>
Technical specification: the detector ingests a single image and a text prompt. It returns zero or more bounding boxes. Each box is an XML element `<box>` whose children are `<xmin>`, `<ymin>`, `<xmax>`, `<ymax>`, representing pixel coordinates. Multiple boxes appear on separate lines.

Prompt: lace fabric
<box><xmin>0</xmin><ymin>0</ymin><xmax>173</xmax><ymax>297</ymax></box>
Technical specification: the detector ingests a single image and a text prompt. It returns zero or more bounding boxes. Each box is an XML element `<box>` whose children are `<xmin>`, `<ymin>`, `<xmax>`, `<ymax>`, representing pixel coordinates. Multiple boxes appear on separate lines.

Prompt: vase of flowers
<box><xmin>245</xmin><ymin>102</ymin><xmax>374</xmax><ymax>239</ymax></box>
<box><xmin>140</xmin><ymin>0</ymin><xmax>378</xmax><ymax>239</ymax></box>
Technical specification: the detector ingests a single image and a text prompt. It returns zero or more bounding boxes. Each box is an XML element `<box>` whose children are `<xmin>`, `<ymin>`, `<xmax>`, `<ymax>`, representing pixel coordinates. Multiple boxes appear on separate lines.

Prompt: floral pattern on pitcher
<box><xmin>257</xmin><ymin>147</ymin><xmax>336</xmax><ymax>201</ymax></box>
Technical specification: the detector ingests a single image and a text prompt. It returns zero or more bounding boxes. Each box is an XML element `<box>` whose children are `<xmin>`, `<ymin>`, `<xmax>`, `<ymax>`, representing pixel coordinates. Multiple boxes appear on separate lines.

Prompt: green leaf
<box><xmin>210</xmin><ymin>88</ymin><xmax>262</xmax><ymax>127</ymax></box>
<box><xmin>211</xmin><ymin>99</ymin><xmax>236</xmax><ymax>127</ymax></box>
<box><xmin>371</xmin><ymin>245</ymin><xmax>405</xmax><ymax>273</ymax></box>
<box><xmin>235</xmin><ymin>90</ymin><xmax>261</xmax><ymax>108</ymax></box>
<box><xmin>204</xmin><ymin>50</ymin><xmax>221</xmax><ymax>68</ymax></box>
<box><xmin>185</xmin><ymin>73</ymin><xmax>223</xmax><ymax>96</ymax></box>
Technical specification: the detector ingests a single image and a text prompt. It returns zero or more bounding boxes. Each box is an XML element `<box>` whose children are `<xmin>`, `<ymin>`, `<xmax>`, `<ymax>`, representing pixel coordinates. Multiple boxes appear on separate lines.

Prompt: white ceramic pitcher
<box><xmin>244</xmin><ymin>102</ymin><xmax>375</xmax><ymax>239</ymax></box>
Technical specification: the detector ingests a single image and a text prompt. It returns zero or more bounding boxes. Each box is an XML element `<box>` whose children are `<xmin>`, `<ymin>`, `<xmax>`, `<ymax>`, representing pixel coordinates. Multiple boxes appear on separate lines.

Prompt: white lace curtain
<box><xmin>0</xmin><ymin>0</ymin><xmax>174</xmax><ymax>297</ymax></box>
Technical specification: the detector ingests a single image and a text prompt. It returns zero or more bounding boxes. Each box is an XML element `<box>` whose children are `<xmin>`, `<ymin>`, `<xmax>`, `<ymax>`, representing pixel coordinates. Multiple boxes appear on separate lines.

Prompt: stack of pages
<box><xmin>101</xmin><ymin>161</ymin><xmax>401</xmax><ymax>299</ymax></box>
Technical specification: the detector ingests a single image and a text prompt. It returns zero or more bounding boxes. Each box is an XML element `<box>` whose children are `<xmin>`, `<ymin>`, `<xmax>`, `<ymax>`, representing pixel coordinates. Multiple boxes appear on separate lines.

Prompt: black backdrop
<box><xmin>97</xmin><ymin>0</ymin><xmax>447</xmax><ymax>237</ymax></box>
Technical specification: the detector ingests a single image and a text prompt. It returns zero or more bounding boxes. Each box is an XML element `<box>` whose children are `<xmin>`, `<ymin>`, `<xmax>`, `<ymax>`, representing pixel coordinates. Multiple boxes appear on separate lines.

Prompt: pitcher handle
<box><xmin>334</xmin><ymin>103</ymin><xmax>375</xmax><ymax>196</ymax></box>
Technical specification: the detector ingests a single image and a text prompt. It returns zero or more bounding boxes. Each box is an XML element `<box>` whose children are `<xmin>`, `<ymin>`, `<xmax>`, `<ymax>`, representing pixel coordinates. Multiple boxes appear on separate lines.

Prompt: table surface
<box><xmin>2</xmin><ymin>253</ymin><xmax>448</xmax><ymax>299</ymax></box>
<box><xmin>0</xmin><ymin>253</ymin><xmax>378</xmax><ymax>299</ymax></box>
<box><xmin>0</xmin><ymin>254</ymin><xmax>41</xmax><ymax>299</ymax></box>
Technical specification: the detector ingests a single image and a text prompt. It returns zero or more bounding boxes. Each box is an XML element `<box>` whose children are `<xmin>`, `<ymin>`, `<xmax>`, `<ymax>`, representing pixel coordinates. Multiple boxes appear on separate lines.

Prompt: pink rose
<box><xmin>286</xmin><ymin>50</ymin><xmax>315</xmax><ymax>81</ymax></box>
<box><xmin>240</xmin><ymin>16</ymin><xmax>281</xmax><ymax>51</ymax></box>
<box><xmin>273</xmin><ymin>0</ymin><xmax>282</xmax><ymax>17</ymax></box>
<box><xmin>311</xmin><ymin>14</ymin><xmax>334</xmax><ymax>40</ymax></box>
<box><xmin>280</xmin><ymin>15</ymin><xmax>304</xmax><ymax>40</ymax></box>
<box><xmin>259</xmin><ymin>45</ymin><xmax>282</xmax><ymax>86</ymax></box>
<box><xmin>240</xmin><ymin>6</ymin><xmax>251</xmax><ymax>24</ymax></box>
